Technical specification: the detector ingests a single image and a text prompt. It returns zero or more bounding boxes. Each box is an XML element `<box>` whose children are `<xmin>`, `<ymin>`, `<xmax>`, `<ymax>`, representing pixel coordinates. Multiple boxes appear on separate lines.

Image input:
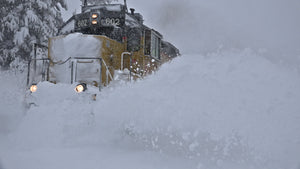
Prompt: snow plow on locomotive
<box><xmin>26</xmin><ymin>0</ymin><xmax>179</xmax><ymax>98</ymax></box>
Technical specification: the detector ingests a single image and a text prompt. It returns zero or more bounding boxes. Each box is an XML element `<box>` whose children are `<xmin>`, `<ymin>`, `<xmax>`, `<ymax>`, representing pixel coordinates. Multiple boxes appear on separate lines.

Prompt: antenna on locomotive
<box><xmin>81</xmin><ymin>0</ymin><xmax>88</xmax><ymax>13</ymax></box>
<box><xmin>83</xmin><ymin>0</ymin><xmax>87</xmax><ymax>6</ymax></box>
<box><xmin>81</xmin><ymin>0</ymin><xmax>87</xmax><ymax>13</ymax></box>
<box><xmin>124</xmin><ymin>0</ymin><xmax>128</xmax><ymax>12</ymax></box>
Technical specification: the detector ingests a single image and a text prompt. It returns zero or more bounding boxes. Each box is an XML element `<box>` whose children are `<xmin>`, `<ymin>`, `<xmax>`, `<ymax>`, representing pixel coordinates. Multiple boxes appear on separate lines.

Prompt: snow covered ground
<box><xmin>1</xmin><ymin>50</ymin><xmax>300</xmax><ymax>169</ymax></box>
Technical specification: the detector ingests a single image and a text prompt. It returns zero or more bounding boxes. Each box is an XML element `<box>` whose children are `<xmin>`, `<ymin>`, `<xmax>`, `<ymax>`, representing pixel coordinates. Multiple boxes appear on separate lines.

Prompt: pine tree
<box><xmin>0</xmin><ymin>0</ymin><xmax>67</xmax><ymax>68</ymax></box>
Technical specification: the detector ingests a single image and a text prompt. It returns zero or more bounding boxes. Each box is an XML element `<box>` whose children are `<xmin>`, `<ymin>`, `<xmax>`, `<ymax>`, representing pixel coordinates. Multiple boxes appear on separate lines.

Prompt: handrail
<box><xmin>29</xmin><ymin>58</ymin><xmax>50</xmax><ymax>61</ymax></box>
<box><xmin>27</xmin><ymin>58</ymin><xmax>50</xmax><ymax>86</ymax></box>
<box><xmin>33</xmin><ymin>57</ymin><xmax>102</xmax><ymax>65</ymax></box>
<box><xmin>102</xmin><ymin>59</ymin><xmax>113</xmax><ymax>81</ymax></box>
<box><xmin>52</xmin><ymin>57</ymin><xmax>72</xmax><ymax>65</ymax></box>
<box><xmin>121</xmin><ymin>52</ymin><xmax>131</xmax><ymax>70</ymax></box>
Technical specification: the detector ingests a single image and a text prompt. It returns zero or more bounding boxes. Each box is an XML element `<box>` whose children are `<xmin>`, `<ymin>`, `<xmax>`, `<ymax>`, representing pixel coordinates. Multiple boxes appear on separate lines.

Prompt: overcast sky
<box><xmin>62</xmin><ymin>0</ymin><xmax>300</xmax><ymax>64</ymax></box>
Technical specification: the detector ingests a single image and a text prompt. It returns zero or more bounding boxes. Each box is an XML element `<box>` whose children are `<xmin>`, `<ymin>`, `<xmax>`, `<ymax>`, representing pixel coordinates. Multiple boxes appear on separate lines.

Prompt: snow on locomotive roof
<box><xmin>105</xmin><ymin>4</ymin><xmax>122</xmax><ymax>11</ymax></box>
<box><xmin>125</xmin><ymin>14</ymin><xmax>140</xmax><ymax>28</ymax></box>
<box><xmin>82</xmin><ymin>4</ymin><xmax>123</xmax><ymax>13</ymax></box>
<box><xmin>85</xmin><ymin>0</ymin><xmax>124</xmax><ymax>5</ymax></box>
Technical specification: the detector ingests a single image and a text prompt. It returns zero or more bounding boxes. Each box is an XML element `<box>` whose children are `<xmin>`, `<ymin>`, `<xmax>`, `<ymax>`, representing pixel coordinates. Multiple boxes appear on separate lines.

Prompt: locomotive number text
<box><xmin>77</xmin><ymin>19</ymin><xmax>89</xmax><ymax>27</ymax></box>
<box><xmin>101</xmin><ymin>18</ymin><xmax>120</xmax><ymax>26</ymax></box>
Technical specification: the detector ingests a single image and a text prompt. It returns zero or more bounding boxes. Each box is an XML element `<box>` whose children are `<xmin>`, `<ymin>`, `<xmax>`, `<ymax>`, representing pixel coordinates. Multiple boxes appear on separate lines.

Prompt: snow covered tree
<box><xmin>0</xmin><ymin>0</ymin><xmax>67</xmax><ymax>68</ymax></box>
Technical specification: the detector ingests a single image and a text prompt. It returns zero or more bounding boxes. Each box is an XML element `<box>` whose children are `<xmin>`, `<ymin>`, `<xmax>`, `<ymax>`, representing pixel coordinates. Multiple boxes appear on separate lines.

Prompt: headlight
<box><xmin>30</xmin><ymin>84</ymin><xmax>38</xmax><ymax>93</ymax></box>
<box><xmin>92</xmin><ymin>14</ymin><xmax>98</xmax><ymax>19</ymax></box>
<box><xmin>92</xmin><ymin>20</ymin><xmax>98</xmax><ymax>25</ymax></box>
<box><xmin>75</xmin><ymin>83</ymin><xmax>87</xmax><ymax>93</ymax></box>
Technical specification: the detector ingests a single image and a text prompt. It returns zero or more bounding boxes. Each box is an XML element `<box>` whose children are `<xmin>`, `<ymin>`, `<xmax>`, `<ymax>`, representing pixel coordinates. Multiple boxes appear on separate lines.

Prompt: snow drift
<box><xmin>0</xmin><ymin>50</ymin><xmax>300</xmax><ymax>169</ymax></box>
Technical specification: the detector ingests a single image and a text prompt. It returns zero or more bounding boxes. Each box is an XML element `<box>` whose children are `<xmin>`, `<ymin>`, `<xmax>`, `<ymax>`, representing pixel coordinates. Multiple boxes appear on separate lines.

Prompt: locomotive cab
<box><xmin>75</xmin><ymin>3</ymin><xmax>127</xmax><ymax>42</ymax></box>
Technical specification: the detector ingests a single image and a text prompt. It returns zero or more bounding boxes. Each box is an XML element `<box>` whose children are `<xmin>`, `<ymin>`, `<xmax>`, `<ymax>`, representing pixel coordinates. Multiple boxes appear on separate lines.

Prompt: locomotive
<box><xmin>27</xmin><ymin>0</ymin><xmax>179</xmax><ymax>95</ymax></box>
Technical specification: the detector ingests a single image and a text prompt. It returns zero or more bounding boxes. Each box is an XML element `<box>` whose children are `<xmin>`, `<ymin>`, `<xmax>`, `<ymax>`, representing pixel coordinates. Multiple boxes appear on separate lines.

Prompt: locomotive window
<box><xmin>144</xmin><ymin>29</ymin><xmax>161</xmax><ymax>59</ymax></box>
<box><xmin>144</xmin><ymin>30</ymin><xmax>151</xmax><ymax>55</ymax></box>
<box><xmin>127</xmin><ymin>28</ymin><xmax>142</xmax><ymax>52</ymax></box>
<box><xmin>151</xmin><ymin>35</ymin><xmax>160</xmax><ymax>59</ymax></box>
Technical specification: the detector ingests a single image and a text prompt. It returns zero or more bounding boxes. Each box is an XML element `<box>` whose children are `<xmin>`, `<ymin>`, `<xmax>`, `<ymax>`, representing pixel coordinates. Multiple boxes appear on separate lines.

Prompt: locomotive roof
<box><xmin>82</xmin><ymin>4</ymin><xmax>124</xmax><ymax>13</ymax></box>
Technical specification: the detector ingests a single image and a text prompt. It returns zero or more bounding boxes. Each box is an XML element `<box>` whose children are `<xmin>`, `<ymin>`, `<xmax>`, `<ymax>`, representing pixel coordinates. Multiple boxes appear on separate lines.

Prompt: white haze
<box><xmin>1</xmin><ymin>0</ymin><xmax>299</xmax><ymax>169</ymax></box>
<box><xmin>63</xmin><ymin>0</ymin><xmax>300</xmax><ymax>67</ymax></box>
<box><xmin>130</xmin><ymin>0</ymin><xmax>300</xmax><ymax>65</ymax></box>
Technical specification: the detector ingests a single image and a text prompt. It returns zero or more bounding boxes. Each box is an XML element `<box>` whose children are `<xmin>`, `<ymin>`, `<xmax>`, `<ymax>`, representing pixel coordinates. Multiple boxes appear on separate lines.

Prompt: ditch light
<box><xmin>92</xmin><ymin>20</ymin><xmax>98</xmax><ymax>25</ymax></box>
<box><xmin>75</xmin><ymin>83</ymin><xmax>87</xmax><ymax>93</ymax></box>
<box><xmin>30</xmin><ymin>84</ymin><xmax>38</xmax><ymax>93</ymax></box>
<box><xmin>92</xmin><ymin>14</ymin><xmax>98</xmax><ymax>19</ymax></box>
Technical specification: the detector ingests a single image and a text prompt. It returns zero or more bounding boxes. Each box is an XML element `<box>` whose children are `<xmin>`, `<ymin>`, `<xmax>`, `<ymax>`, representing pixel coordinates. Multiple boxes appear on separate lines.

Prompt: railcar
<box><xmin>26</xmin><ymin>0</ymin><xmax>179</xmax><ymax>96</ymax></box>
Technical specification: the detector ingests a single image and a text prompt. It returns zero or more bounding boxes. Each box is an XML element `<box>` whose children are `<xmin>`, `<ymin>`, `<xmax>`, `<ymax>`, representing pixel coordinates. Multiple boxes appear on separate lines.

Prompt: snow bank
<box><xmin>92</xmin><ymin>49</ymin><xmax>300</xmax><ymax>168</ymax></box>
<box><xmin>1</xmin><ymin>50</ymin><xmax>300</xmax><ymax>169</ymax></box>
<box><xmin>0</xmin><ymin>70</ymin><xmax>26</xmax><ymax>135</ymax></box>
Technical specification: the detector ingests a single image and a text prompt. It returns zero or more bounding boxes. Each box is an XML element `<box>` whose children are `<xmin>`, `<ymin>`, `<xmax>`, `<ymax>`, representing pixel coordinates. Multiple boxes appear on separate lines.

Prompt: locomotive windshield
<box><xmin>81</xmin><ymin>0</ymin><xmax>124</xmax><ymax>5</ymax></box>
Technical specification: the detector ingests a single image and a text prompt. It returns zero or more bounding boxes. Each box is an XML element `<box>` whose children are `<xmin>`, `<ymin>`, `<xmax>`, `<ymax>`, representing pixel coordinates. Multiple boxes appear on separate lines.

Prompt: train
<box><xmin>26</xmin><ymin>0</ymin><xmax>179</xmax><ymax>96</ymax></box>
